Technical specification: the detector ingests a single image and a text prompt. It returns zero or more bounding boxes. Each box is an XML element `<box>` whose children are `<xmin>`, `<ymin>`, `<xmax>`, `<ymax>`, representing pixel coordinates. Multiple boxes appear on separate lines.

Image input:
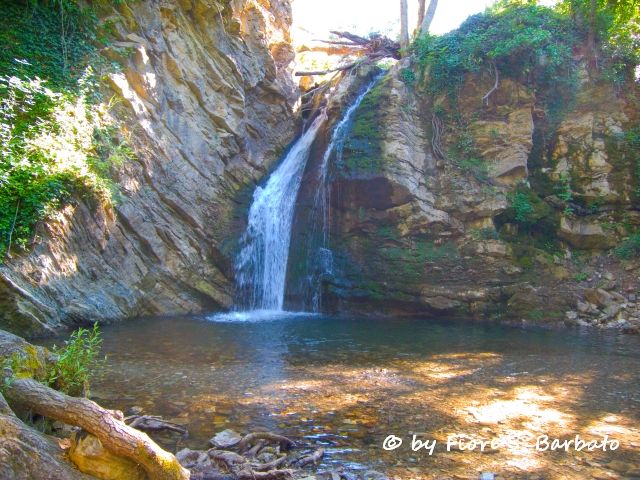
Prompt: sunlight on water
<box><xmin>79</xmin><ymin>316</ymin><xmax>640</xmax><ymax>480</ymax></box>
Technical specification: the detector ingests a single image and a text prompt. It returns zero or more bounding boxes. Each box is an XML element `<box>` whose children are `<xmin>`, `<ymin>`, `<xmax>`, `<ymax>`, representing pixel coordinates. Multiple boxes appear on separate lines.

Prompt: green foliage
<box><xmin>573</xmin><ymin>271</ymin><xmax>589</xmax><ymax>281</ymax></box>
<box><xmin>413</xmin><ymin>4</ymin><xmax>579</xmax><ymax>107</ymax></box>
<box><xmin>510</xmin><ymin>191</ymin><xmax>535</xmax><ymax>223</ymax></box>
<box><xmin>47</xmin><ymin>323</ymin><xmax>104</xmax><ymax>396</ymax></box>
<box><xmin>555</xmin><ymin>172</ymin><xmax>573</xmax><ymax>202</ymax></box>
<box><xmin>0</xmin><ymin>1</ymin><xmax>97</xmax><ymax>88</ymax></box>
<box><xmin>399</xmin><ymin>67</ymin><xmax>416</xmax><ymax>86</ymax></box>
<box><xmin>449</xmin><ymin>131</ymin><xmax>489</xmax><ymax>181</ymax></box>
<box><xmin>1</xmin><ymin>323</ymin><xmax>104</xmax><ymax>398</ymax></box>
<box><xmin>455</xmin><ymin>157</ymin><xmax>489</xmax><ymax>181</ymax></box>
<box><xmin>0</xmin><ymin>1</ymin><xmax>130</xmax><ymax>260</ymax></box>
<box><xmin>557</xmin><ymin>0</ymin><xmax>640</xmax><ymax>85</ymax></box>
<box><xmin>614</xmin><ymin>232</ymin><xmax>640</xmax><ymax>259</ymax></box>
<box><xmin>341</xmin><ymin>78</ymin><xmax>388</xmax><ymax>174</ymax></box>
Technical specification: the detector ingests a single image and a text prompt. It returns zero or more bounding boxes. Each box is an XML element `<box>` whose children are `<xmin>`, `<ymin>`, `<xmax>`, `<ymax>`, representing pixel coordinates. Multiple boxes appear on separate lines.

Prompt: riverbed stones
<box><xmin>210</xmin><ymin>428</ymin><xmax>242</xmax><ymax>449</ymax></box>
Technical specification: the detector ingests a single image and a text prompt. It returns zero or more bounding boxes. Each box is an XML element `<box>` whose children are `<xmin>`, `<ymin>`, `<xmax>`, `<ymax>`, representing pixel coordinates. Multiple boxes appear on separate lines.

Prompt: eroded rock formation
<box><xmin>0</xmin><ymin>0</ymin><xmax>299</xmax><ymax>337</ymax></box>
<box><xmin>315</xmin><ymin>61</ymin><xmax>639</xmax><ymax>325</ymax></box>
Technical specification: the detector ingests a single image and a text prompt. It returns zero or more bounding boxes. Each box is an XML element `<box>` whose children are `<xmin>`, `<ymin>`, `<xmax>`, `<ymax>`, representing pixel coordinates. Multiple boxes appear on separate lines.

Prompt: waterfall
<box><xmin>303</xmin><ymin>74</ymin><xmax>383</xmax><ymax>311</ymax></box>
<box><xmin>234</xmin><ymin>113</ymin><xmax>326</xmax><ymax>311</ymax></box>
<box><xmin>233</xmin><ymin>73</ymin><xmax>382</xmax><ymax>314</ymax></box>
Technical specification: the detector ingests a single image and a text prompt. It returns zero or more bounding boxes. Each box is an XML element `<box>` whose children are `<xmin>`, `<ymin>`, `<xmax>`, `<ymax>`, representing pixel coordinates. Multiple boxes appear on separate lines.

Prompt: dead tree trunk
<box><xmin>400</xmin><ymin>0</ymin><xmax>410</xmax><ymax>51</ymax></box>
<box><xmin>418</xmin><ymin>0</ymin><xmax>426</xmax><ymax>29</ymax></box>
<box><xmin>295</xmin><ymin>31</ymin><xmax>400</xmax><ymax>76</ymax></box>
<box><xmin>4</xmin><ymin>378</ymin><xmax>190</xmax><ymax>480</ymax></box>
<box><xmin>419</xmin><ymin>0</ymin><xmax>438</xmax><ymax>35</ymax></box>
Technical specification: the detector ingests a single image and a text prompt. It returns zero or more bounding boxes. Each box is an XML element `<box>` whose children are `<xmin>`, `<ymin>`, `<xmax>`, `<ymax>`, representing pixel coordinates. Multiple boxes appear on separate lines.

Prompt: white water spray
<box><xmin>233</xmin><ymin>74</ymin><xmax>383</xmax><ymax>314</ymax></box>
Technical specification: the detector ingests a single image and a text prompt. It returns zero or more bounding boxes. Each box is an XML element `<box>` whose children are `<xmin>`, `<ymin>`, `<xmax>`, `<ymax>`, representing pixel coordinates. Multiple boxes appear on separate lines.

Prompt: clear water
<box><xmin>79</xmin><ymin>315</ymin><xmax>640</xmax><ymax>479</ymax></box>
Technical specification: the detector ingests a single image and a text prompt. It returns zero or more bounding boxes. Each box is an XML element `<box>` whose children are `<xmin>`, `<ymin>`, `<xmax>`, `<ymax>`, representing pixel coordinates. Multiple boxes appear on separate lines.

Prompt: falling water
<box><xmin>304</xmin><ymin>74</ymin><xmax>384</xmax><ymax>311</ymax></box>
<box><xmin>234</xmin><ymin>113</ymin><xmax>326</xmax><ymax>311</ymax></box>
<box><xmin>234</xmin><ymin>73</ymin><xmax>383</xmax><ymax>314</ymax></box>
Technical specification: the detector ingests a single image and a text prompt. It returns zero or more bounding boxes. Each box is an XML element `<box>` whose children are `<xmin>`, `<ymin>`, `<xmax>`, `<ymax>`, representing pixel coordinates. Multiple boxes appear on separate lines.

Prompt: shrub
<box><xmin>413</xmin><ymin>4</ymin><xmax>579</xmax><ymax>107</ymax></box>
<box><xmin>614</xmin><ymin>233</ymin><xmax>640</xmax><ymax>260</ymax></box>
<box><xmin>47</xmin><ymin>323</ymin><xmax>104</xmax><ymax>396</ymax></box>
<box><xmin>511</xmin><ymin>191</ymin><xmax>535</xmax><ymax>223</ymax></box>
<box><xmin>0</xmin><ymin>2</ymin><xmax>133</xmax><ymax>261</ymax></box>
<box><xmin>573</xmin><ymin>272</ymin><xmax>589</xmax><ymax>282</ymax></box>
<box><xmin>2</xmin><ymin>323</ymin><xmax>104</xmax><ymax>397</ymax></box>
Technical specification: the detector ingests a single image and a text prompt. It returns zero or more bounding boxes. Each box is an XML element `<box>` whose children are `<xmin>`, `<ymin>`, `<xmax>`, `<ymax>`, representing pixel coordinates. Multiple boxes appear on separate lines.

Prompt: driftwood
<box><xmin>296</xmin><ymin>31</ymin><xmax>400</xmax><ymax>77</ymax></box>
<box><xmin>290</xmin><ymin>448</ymin><xmax>325</xmax><ymax>468</ymax></box>
<box><xmin>237</xmin><ymin>432</ymin><xmax>295</xmax><ymax>452</ymax></box>
<box><xmin>253</xmin><ymin>454</ymin><xmax>288</xmax><ymax>471</ymax></box>
<box><xmin>125</xmin><ymin>414</ymin><xmax>188</xmax><ymax>436</ymax></box>
<box><xmin>3</xmin><ymin>378</ymin><xmax>190</xmax><ymax>480</ymax></box>
<box><xmin>207</xmin><ymin>446</ymin><xmax>294</xmax><ymax>480</ymax></box>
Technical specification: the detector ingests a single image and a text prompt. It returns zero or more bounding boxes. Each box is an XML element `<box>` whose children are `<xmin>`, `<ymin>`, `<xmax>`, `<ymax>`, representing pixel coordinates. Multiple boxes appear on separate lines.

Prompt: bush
<box><xmin>0</xmin><ymin>2</ymin><xmax>133</xmax><ymax>261</ymax></box>
<box><xmin>413</xmin><ymin>4</ymin><xmax>579</xmax><ymax>106</ymax></box>
<box><xmin>2</xmin><ymin>323</ymin><xmax>104</xmax><ymax>397</ymax></box>
<box><xmin>511</xmin><ymin>191</ymin><xmax>535</xmax><ymax>223</ymax></box>
<box><xmin>47</xmin><ymin>323</ymin><xmax>104</xmax><ymax>396</ymax></box>
<box><xmin>614</xmin><ymin>233</ymin><xmax>640</xmax><ymax>260</ymax></box>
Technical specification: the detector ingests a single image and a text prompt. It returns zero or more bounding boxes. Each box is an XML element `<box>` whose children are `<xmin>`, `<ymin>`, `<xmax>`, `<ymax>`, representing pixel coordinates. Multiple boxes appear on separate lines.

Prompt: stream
<box><xmin>65</xmin><ymin>314</ymin><xmax>640</xmax><ymax>479</ymax></box>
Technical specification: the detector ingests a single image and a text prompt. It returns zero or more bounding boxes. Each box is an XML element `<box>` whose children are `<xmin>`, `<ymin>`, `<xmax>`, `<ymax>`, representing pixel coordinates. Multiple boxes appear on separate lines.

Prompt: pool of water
<box><xmin>60</xmin><ymin>314</ymin><xmax>640</xmax><ymax>479</ymax></box>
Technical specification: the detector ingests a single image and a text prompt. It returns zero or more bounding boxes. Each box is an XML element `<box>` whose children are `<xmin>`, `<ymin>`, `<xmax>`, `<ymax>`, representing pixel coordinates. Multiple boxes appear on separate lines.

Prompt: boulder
<box><xmin>558</xmin><ymin>216</ymin><xmax>617</xmax><ymax>249</ymax></box>
<box><xmin>584</xmin><ymin>288</ymin><xmax>614</xmax><ymax>308</ymax></box>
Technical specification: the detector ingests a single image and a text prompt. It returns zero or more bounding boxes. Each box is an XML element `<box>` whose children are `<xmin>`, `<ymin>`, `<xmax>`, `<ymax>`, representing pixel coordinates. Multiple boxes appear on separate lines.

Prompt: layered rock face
<box><xmin>321</xmin><ymin>62</ymin><xmax>639</xmax><ymax>323</ymax></box>
<box><xmin>0</xmin><ymin>0</ymin><xmax>298</xmax><ymax>337</ymax></box>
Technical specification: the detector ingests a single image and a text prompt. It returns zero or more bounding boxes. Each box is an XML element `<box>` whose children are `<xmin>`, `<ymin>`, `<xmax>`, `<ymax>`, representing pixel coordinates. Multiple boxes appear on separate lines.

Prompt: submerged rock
<box><xmin>210</xmin><ymin>429</ymin><xmax>242</xmax><ymax>449</ymax></box>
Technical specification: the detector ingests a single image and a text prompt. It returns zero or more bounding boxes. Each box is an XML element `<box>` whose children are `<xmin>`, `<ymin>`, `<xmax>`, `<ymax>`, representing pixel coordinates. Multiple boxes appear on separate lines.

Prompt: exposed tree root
<box><xmin>3</xmin><ymin>378</ymin><xmax>190</xmax><ymax>480</ymax></box>
<box><xmin>482</xmin><ymin>61</ymin><xmax>500</xmax><ymax>106</ymax></box>
<box><xmin>237</xmin><ymin>432</ymin><xmax>295</xmax><ymax>452</ymax></box>
<box><xmin>431</xmin><ymin>113</ymin><xmax>446</xmax><ymax>160</ymax></box>
<box><xmin>290</xmin><ymin>447</ymin><xmax>325</xmax><ymax>468</ymax></box>
<box><xmin>126</xmin><ymin>414</ymin><xmax>188</xmax><ymax>436</ymax></box>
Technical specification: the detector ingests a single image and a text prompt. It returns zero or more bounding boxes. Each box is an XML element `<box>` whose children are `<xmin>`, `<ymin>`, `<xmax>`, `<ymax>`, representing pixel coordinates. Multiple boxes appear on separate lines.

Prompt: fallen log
<box><xmin>291</xmin><ymin>448</ymin><xmax>325</xmax><ymax>468</ymax></box>
<box><xmin>3</xmin><ymin>378</ymin><xmax>190</xmax><ymax>480</ymax></box>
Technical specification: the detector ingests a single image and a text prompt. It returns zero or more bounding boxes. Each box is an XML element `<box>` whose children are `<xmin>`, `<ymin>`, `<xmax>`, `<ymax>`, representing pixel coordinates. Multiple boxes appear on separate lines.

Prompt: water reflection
<box><xmin>76</xmin><ymin>315</ymin><xmax>640</xmax><ymax>479</ymax></box>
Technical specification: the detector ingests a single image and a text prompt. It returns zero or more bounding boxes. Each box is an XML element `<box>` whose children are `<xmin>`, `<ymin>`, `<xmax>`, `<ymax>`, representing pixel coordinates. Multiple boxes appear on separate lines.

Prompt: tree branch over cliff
<box><xmin>295</xmin><ymin>31</ymin><xmax>400</xmax><ymax>76</ymax></box>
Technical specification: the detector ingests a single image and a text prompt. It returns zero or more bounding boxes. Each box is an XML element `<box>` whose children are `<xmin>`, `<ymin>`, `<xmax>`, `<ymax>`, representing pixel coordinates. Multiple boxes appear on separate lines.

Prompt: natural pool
<box><xmin>64</xmin><ymin>314</ymin><xmax>640</xmax><ymax>479</ymax></box>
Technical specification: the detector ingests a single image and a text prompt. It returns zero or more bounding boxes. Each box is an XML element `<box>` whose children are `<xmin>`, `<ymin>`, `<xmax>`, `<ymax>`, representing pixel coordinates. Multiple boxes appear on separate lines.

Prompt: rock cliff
<box><xmin>0</xmin><ymin>0</ymin><xmax>299</xmax><ymax>337</ymax></box>
<box><xmin>317</xmin><ymin>60</ymin><xmax>639</xmax><ymax>327</ymax></box>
